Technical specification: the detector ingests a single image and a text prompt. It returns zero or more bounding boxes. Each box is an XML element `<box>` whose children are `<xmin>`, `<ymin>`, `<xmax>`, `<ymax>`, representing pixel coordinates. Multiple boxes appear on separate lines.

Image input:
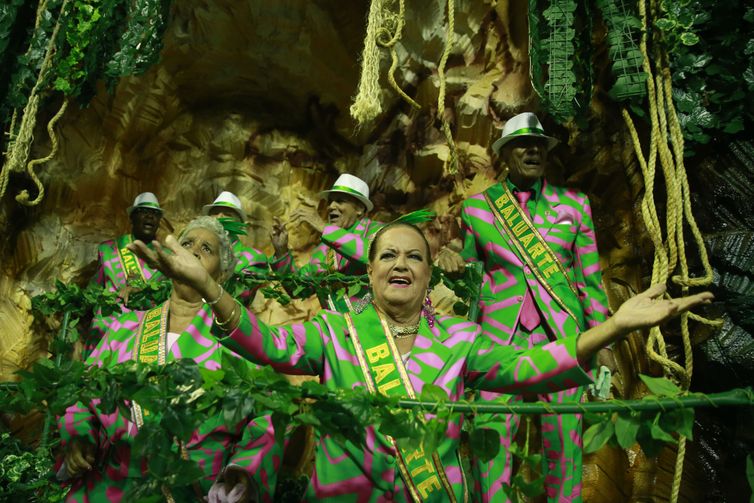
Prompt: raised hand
<box><xmin>270</xmin><ymin>217</ymin><xmax>289</xmax><ymax>258</ymax></box>
<box><xmin>127</xmin><ymin>235</ymin><xmax>211</xmax><ymax>293</ymax></box>
<box><xmin>435</xmin><ymin>247</ymin><xmax>466</xmax><ymax>274</ymax></box>
<box><xmin>612</xmin><ymin>283</ymin><xmax>714</xmax><ymax>333</ymax></box>
<box><xmin>290</xmin><ymin>206</ymin><xmax>326</xmax><ymax>234</ymax></box>
<box><xmin>577</xmin><ymin>284</ymin><xmax>713</xmax><ymax>361</ymax></box>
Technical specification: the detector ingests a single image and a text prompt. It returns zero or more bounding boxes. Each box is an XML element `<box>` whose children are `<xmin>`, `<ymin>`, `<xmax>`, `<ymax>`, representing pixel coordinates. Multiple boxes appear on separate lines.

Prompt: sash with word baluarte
<box><xmin>483</xmin><ymin>185</ymin><xmax>584</xmax><ymax>331</ymax></box>
<box><xmin>130</xmin><ymin>302</ymin><xmax>169</xmax><ymax>427</ymax></box>
<box><xmin>116</xmin><ymin>234</ymin><xmax>146</xmax><ymax>284</ymax></box>
<box><xmin>346</xmin><ymin>306</ymin><xmax>458</xmax><ymax>503</ymax></box>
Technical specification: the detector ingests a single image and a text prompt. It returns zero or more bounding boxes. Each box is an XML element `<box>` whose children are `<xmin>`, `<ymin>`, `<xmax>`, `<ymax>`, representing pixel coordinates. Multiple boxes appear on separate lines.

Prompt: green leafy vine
<box><xmin>655</xmin><ymin>1</ymin><xmax>754</xmax><ymax>150</ymax></box>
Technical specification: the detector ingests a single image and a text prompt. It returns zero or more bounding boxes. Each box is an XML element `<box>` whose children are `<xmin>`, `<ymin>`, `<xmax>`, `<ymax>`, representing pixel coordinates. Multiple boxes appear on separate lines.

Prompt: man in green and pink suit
<box><xmin>439</xmin><ymin>112</ymin><xmax>611</xmax><ymax>502</ymax></box>
<box><xmin>203</xmin><ymin>190</ymin><xmax>285</xmax><ymax>306</ymax></box>
<box><xmin>93</xmin><ymin>192</ymin><xmax>165</xmax><ymax>298</ymax></box>
<box><xmin>59</xmin><ymin>216</ymin><xmax>282</xmax><ymax>502</ymax></box>
<box><xmin>271</xmin><ymin>173</ymin><xmax>381</xmax><ymax>313</ymax></box>
<box><xmin>87</xmin><ymin>192</ymin><xmax>168</xmax><ymax>355</ymax></box>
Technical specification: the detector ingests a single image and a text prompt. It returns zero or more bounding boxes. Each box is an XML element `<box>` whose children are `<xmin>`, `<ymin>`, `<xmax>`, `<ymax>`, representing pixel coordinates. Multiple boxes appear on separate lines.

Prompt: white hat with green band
<box><xmin>127</xmin><ymin>192</ymin><xmax>163</xmax><ymax>216</ymax></box>
<box><xmin>492</xmin><ymin>112</ymin><xmax>559</xmax><ymax>154</ymax></box>
<box><xmin>202</xmin><ymin>191</ymin><xmax>247</xmax><ymax>221</ymax></box>
<box><xmin>319</xmin><ymin>173</ymin><xmax>373</xmax><ymax>212</ymax></box>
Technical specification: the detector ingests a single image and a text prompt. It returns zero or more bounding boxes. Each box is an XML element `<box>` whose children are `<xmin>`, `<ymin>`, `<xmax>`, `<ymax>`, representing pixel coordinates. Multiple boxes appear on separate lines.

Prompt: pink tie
<box><xmin>514</xmin><ymin>190</ymin><xmax>541</xmax><ymax>331</ymax></box>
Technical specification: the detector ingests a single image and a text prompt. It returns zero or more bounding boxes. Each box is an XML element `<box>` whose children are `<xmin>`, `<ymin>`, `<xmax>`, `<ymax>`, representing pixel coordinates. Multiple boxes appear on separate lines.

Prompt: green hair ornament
<box><xmin>218</xmin><ymin>217</ymin><xmax>248</xmax><ymax>237</ymax></box>
<box><xmin>391</xmin><ymin>209</ymin><xmax>436</xmax><ymax>225</ymax></box>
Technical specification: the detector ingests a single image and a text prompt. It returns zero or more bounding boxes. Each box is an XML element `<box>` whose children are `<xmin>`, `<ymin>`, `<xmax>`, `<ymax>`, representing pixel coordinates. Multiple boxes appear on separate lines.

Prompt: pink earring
<box><xmin>422</xmin><ymin>289</ymin><xmax>436</xmax><ymax>328</ymax></box>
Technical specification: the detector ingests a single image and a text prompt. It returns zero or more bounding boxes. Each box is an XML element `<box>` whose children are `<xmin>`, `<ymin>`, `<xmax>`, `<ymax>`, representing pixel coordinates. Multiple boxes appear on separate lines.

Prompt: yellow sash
<box><xmin>116</xmin><ymin>234</ymin><xmax>146</xmax><ymax>283</ymax></box>
<box><xmin>346</xmin><ymin>306</ymin><xmax>459</xmax><ymax>503</ymax></box>
<box><xmin>484</xmin><ymin>186</ymin><xmax>584</xmax><ymax>330</ymax></box>
<box><xmin>131</xmin><ymin>302</ymin><xmax>169</xmax><ymax>428</ymax></box>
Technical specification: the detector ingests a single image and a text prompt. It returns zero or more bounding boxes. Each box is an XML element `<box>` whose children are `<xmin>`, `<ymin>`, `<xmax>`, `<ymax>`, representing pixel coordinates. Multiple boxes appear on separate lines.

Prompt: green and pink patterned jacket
<box><xmin>274</xmin><ymin>218</ymin><xmax>380</xmax><ymax>312</ymax></box>
<box><xmin>231</xmin><ymin>238</ymin><xmax>275</xmax><ymax>306</ymax></box>
<box><xmin>217</xmin><ymin>303</ymin><xmax>593</xmax><ymax>501</ymax></box>
<box><xmin>460</xmin><ymin>180</ymin><xmax>609</xmax><ymax>344</ymax></box>
<box><xmin>58</xmin><ymin>302</ymin><xmax>281</xmax><ymax>502</ymax></box>
<box><xmin>92</xmin><ymin>234</ymin><xmax>165</xmax><ymax>294</ymax></box>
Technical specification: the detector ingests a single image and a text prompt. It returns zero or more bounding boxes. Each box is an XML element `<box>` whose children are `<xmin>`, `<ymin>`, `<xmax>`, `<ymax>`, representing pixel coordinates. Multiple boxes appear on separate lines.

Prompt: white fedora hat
<box><xmin>127</xmin><ymin>192</ymin><xmax>163</xmax><ymax>216</ymax></box>
<box><xmin>319</xmin><ymin>174</ymin><xmax>373</xmax><ymax>212</ymax></box>
<box><xmin>202</xmin><ymin>191</ymin><xmax>247</xmax><ymax>221</ymax></box>
<box><xmin>491</xmin><ymin>112</ymin><xmax>559</xmax><ymax>154</ymax></box>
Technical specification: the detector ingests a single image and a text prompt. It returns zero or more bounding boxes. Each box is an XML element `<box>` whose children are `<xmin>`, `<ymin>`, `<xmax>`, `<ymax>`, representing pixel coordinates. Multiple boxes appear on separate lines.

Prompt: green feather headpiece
<box><xmin>218</xmin><ymin>217</ymin><xmax>248</xmax><ymax>237</ymax></box>
<box><xmin>391</xmin><ymin>209</ymin><xmax>436</xmax><ymax>225</ymax></box>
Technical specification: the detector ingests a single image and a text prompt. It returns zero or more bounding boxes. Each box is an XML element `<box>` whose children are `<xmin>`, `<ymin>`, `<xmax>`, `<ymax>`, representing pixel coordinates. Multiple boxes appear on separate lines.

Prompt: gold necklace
<box><xmin>388</xmin><ymin>322</ymin><xmax>420</xmax><ymax>339</ymax></box>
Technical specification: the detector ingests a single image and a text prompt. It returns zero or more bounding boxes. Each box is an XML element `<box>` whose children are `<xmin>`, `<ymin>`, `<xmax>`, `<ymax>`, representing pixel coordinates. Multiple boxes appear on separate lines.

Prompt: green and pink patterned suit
<box><xmin>93</xmin><ymin>234</ymin><xmax>165</xmax><ymax>295</ymax></box>
<box><xmin>460</xmin><ymin>179</ymin><xmax>609</xmax><ymax>502</ymax></box>
<box><xmin>274</xmin><ymin>218</ymin><xmax>380</xmax><ymax>312</ymax></box>
<box><xmin>87</xmin><ymin>235</ymin><xmax>167</xmax><ymax>355</ymax></box>
<box><xmin>58</xmin><ymin>302</ymin><xmax>282</xmax><ymax>502</ymax></box>
<box><xmin>230</xmin><ymin>237</ymin><xmax>277</xmax><ymax>306</ymax></box>
<box><xmin>217</xmin><ymin>303</ymin><xmax>594</xmax><ymax>501</ymax></box>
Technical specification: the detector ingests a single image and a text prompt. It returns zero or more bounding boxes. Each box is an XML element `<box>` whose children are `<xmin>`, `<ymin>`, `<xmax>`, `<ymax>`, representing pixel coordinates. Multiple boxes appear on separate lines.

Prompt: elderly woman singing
<box><xmin>131</xmin><ymin>221</ymin><xmax>711</xmax><ymax>501</ymax></box>
<box><xmin>59</xmin><ymin>217</ymin><xmax>281</xmax><ymax>503</ymax></box>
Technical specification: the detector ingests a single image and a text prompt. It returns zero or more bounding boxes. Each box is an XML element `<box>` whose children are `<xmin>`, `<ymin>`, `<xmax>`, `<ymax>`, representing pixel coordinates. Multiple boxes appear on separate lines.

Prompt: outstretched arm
<box><xmin>128</xmin><ymin>236</ymin><xmax>326</xmax><ymax>374</ymax></box>
<box><xmin>575</xmin><ymin>283</ymin><xmax>713</xmax><ymax>363</ymax></box>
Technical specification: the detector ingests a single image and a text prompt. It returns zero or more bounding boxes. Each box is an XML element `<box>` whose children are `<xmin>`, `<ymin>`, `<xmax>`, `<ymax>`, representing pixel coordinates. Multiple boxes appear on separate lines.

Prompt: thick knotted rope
<box><xmin>622</xmin><ymin>0</ymin><xmax>722</xmax><ymax>500</ymax></box>
<box><xmin>437</xmin><ymin>0</ymin><xmax>458</xmax><ymax>174</ymax></box>
<box><xmin>350</xmin><ymin>0</ymin><xmax>419</xmax><ymax>126</ymax></box>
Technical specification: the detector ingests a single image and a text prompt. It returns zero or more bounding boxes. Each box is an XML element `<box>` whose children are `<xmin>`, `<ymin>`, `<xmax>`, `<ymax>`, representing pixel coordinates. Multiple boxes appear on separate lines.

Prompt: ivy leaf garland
<box><xmin>656</xmin><ymin>1</ymin><xmax>754</xmax><ymax>150</ymax></box>
<box><xmin>583</xmin><ymin>373</ymin><xmax>696</xmax><ymax>456</ymax></box>
<box><xmin>594</xmin><ymin>0</ymin><xmax>647</xmax><ymax>102</ymax></box>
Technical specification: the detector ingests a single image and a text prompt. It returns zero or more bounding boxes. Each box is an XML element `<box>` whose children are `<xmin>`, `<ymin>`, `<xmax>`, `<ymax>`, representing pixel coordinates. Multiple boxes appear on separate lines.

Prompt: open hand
<box><xmin>290</xmin><ymin>207</ymin><xmax>326</xmax><ymax>234</ymax></box>
<box><xmin>612</xmin><ymin>284</ymin><xmax>714</xmax><ymax>333</ymax></box>
<box><xmin>270</xmin><ymin>217</ymin><xmax>289</xmax><ymax>258</ymax></box>
<box><xmin>127</xmin><ymin>236</ymin><xmax>211</xmax><ymax>292</ymax></box>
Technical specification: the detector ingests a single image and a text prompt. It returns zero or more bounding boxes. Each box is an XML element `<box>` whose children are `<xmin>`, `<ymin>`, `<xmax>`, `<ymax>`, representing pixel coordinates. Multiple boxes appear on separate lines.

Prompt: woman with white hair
<box><xmin>58</xmin><ymin>216</ymin><xmax>280</xmax><ymax>503</ymax></box>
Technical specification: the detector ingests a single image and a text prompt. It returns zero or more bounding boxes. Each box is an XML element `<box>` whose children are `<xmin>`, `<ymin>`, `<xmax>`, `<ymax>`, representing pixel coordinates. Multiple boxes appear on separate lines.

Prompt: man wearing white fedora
<box><xmin>92</xmin><ymin>192</ymin><xmax>165</xmax><ymax>297</ymax></box>
<box><xmin>203</xmin><ymin>191</ymin><xmax>280</xmax><ymax>306</ymax></box>
<box><xmin>271</xmin><ymin>173</ymin><xmax>380</xmax><ymax>312</ymax></box>
<box><xmin>438</xmin><ymin>112</ymin><xmax>610</xmax><ymax>502</ymax></box>
<box><xmin>87</xmin><ymin>192</ymin><xmax>167</xmax><ymax>357</ymax></box>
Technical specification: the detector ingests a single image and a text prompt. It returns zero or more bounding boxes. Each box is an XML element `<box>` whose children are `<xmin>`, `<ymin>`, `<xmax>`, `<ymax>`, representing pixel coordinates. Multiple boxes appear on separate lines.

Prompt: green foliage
<box><xmin>594</xmin><ymin>0</ymin><xmax>647</xmax><ymax>101</ymax></box>
<box><xmin>583</xmin><ymin>374</ymin><xmax>696</xmax><ymax>457</ymax></box>
<box><xmin>104</xmin><ymin>0</ymin><xmax>170</xmax><ymax>81</ymax></box>
<box><xmin>656</xmin><ymin>1</ymin><xmax>754</xmax><ymax>151</ymax></box>
<box><xmin>0</xmin><ymin>433</ymin><xmax>66</xmax><ymax>502</ymax></box>
<box><xmin>218</xmin><ymin>217</ymin><xmax>248</xmax><ymax>237</ymax></box>
<box><xmin>0</xmin><ymin>0</ymin><xmax>25</xmax><ymax>65</ymax></box>
<box><xmin>1</xmin><ymin>0</ymin><xmax>171</xmax><ymax>137</ymax></box>
<box><xmin>503</xmin><ymin>440</ymin><xmax>545</xmax><ymax>502</ymax></box>
<box><xmin>1</xmin><ymin>0</ymin><xmax>64</xmax><ymax>127</ymax></box>
<box><xmin>528</xmin><ymin>0</ymin><xmax>595</xmax><ymax>123</ymax></box>
<box><xmin>430</xmin><ymin>261</ymin><xmax>484</xmax><ymax>319</ymax></box>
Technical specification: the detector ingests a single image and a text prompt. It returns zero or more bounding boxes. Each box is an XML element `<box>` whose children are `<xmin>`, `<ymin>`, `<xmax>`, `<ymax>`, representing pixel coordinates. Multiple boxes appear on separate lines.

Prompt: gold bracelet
<box><xmin>203</xmin><ymin>284</ymin><xmax>224</xmax><ymax>306</ymax></box>
<box><xmin>214</xmin><ymin>303</ymin><xmax>238</xmax><ymax>331</ymax></box>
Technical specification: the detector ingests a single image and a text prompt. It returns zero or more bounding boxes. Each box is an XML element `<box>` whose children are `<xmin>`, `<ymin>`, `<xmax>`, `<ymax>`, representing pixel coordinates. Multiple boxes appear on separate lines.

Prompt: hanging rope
<box><xmin>16</xmin><ymin>98</ymin><xmax>69</xmax><ymax>206</ymax></box>
<box><xmin>0</xmin><ymin>0</ymin><xmax>70</xmax><ymax>206</ymax></box>
<box><xmin>377</xmin><ymin>0</ymin><xmax>420</xmax><ymax>111</ymax></box>
<box><xmin>437</xmin><ymin>0</ymin><xmax>458</xmax><ymax>174</ymax></box>
<box><xmin>622</xmin><ymin>0</ymin><xmax>722</xmax><ymax>501</ymax></box>
<box><xmin>350</xmin><ymin>0</ymin><xmax>418</xmax><ymax>127</ymax></box>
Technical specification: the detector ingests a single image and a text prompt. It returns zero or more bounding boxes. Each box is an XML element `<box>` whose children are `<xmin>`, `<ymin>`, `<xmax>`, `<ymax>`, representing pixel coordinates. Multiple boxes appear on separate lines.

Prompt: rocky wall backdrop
<box><xmin>1</xmin><ymin>1</ymin><xmax>751</xmax><ymax>501</ymax></box>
